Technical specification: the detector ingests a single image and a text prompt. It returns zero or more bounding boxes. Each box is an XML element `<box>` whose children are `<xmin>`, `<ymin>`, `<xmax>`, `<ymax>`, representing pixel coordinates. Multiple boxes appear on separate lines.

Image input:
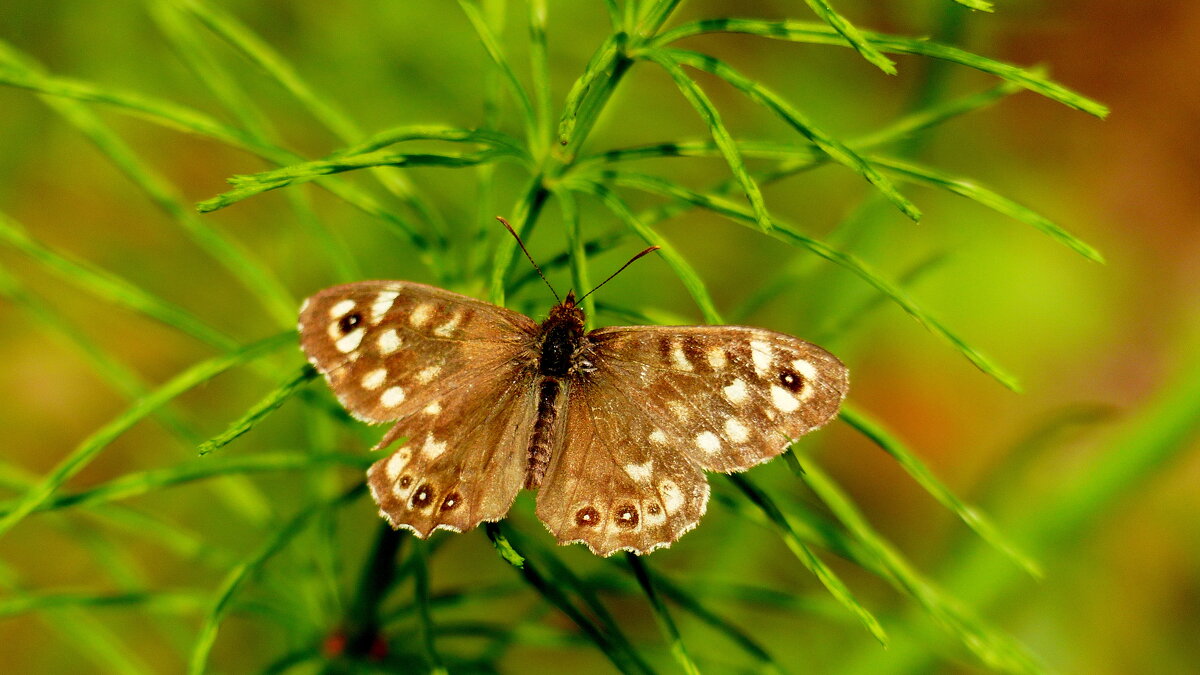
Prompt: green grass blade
<box><xmin>642</xmin><ymin>50</ymin><xmax>775</xmax><ymax>234</ymax></box>
<box><xmin>198</xmin><ymin>365</ymin><xmax>319</xmax><ymax>455</ymax></box>
<box><xmin>952</xmin><ymin>0</ymin><xmax>994</xmax><ymax>11</ymax></box>
<box><xmin>0</xmin><ymin>266</ymin><xmax>272</xmax><ymax>524</ymax></box>
<box><xmin>557</xmin><ymin>35</ymin><xmax>620</xmax><ymax>146</ymax></box>
<box><xmin>0</xmin><ymin>211</ymin><xmax>238</xmax><ymax>351</ymax></box>
<box><xmin>553</xmin><ymin>187</ymin><xmax>596</xmax><ymax>326</ymax></box>
<box><xmin>727</xmin><ymin>474</ymin><xmax>888</xmax><ymax>646</ymax></box>
<box><xmin>0</xmin><ymin>332</ymin><xmax>294</xmax><ymax>542</ymax></box>
<box><xmin>568</xmin><ymin>179</ymin><xmax>723</xmax><ymax>324</ymax></box>
<box><xmin>147</xmin><ymin>0</ymin><xmax>361</xmax><ymax>283</ymax></box>
<box><xmin>529</xmin><ymin>0</ymin><xmax>552</xmax><ymax>151</ymax></box>
<box><xmin>188</xmin><ymin>484</ymin><xmax>364</xmax><ymax>675</ymax></box>
<box><xmin>786</xmin><ymin>454</ymin><xmax>1044</xmax><ymax>674</ymax></box>
<box><xmin>626</xmin><ymin>555</ymin><xmax>701</xmax><ymax>675</ymax></box>
<box><xmin>874</xmin><ymin>156</ymin><xmax>1105</xmax><ymax>263</ymax></box>
<box><xmin>654</xmin><ymin>20</ymin><xmax>1108</xmax><ymax>118</ymax></box>
<box><xmin>640</xmin><ymin>570</ymin><xmax>784</xmax><ymax>675</ymax></box>
<box><xmin>652</xmin><ymin>48</ymin><xmax>922</xmax><ymax>221</ymax></box>
<box><xmin>590</xmin><ymin>170</ymin><xmax>1020</xmax><ymax>390</ymax></box>
<box><xmin>0</xmin><ymin>590</ymin><xmax>204</xmax><ymax>619</ymax></box>
<box><xmin>458</xmin><ymin>0</ymin><xmax>539</xmax><ymax>147</ymax></box>
<box><xmin>840</xmin><ymin>405</ymin><xmax>1042</xmax><ymax>577</ymax></box>
<box><xmin>799</xmin><ymin>0</ymin><xmax>896</xmax><ymax>74</ymax></box>
<box><xmin>0</xmin><ymin>452</ymin><xmax>369</xmax><ymax>516</ymax></box>
<box><xmin>487</xmin><ymin>176</ymin><xmax>552</xmax><ymax>306</ymax></box>
<box><xmin>413</xmin><ymin>541</ymin><xmax>449</xmax><ymax>675</ymax></box>
<box><xmin>484</xmin><ymin>523</ymin><xmax>656</xmax><ymax>675</ymax></box>
<box><xmin>198</xmin><ymin>149</ymin><xmax>514</xmax><ymax>213</ymax></box>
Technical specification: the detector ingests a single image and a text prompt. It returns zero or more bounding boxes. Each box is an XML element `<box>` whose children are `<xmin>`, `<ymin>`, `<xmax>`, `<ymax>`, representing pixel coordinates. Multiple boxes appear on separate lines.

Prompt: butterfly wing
<box><xmin>299</xmin><ymin>281</ymin><xmax>541</xmax><ymax>536</ymax></box>
<box><xmin>535</xmin><ymin>325</ymin><xmax>848</xmax><ymax>556</ymax></box>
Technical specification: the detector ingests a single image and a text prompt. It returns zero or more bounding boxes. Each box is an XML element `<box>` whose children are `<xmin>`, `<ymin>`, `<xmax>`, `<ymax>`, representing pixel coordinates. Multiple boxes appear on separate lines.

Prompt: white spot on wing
<box><xmin>381</xmin><ymin>386</ymin><xmax>406</xmax><ymax>407</ymax></box>
<box><xmin>378</xmin><ymin>329</ymin><xmax>401</xmax><ymax>354</ymax></box>
<box><xmin>725</xmin><ymin>418</ymin><xmax>749</xmax><ymax>443</ymax></box>
<box><xmin>361</xmin><ymin>368</ymin><xmax>387</xmax><ymax>390</ymax></box>
<box><xmin>385</xmin><ymin>449</ymin><xmax>411</xmax><ymax>480</ymax></box>
<box><xmin>416</xmin><ymin>365</ymin><xmax>441</xmax><ymax>384</ymax></box>
<box><xmin>423</xmin><ymin>434</ymin><xmax>447</xmax><ymax>459</ymax></box>
<box><xmin>792</xmin><ymin>358</ymin><xmax>819</xmax><ymax>381</ymax></box>
<box><xmin>707</xmin><ymin>348</ymin><xmax>727</xmax><ymax>370</ymax></box>
<box><xmin>410</xmin><ymin>303</ymin><xmax>433</xmax><ymax>328</ymax></box>
<box><xmin>329</xmin><ymin>299</ymin><xmax>356</xmax><ymax>318</ymax></box>
<box><xmin>625</xmin><ymin>461</ymin><xmax>653</xmax><ymax>483</ymax></box>
<box><xmin>770</xmin><ymin>385</ymin><xmax>800</xmax><ymax>413</ymax></box>
<box><xmin>371</xmin><ymin>291</ymin><xmax>399</xmax><ymax>323</ymax></box>
<box><xmin>644</xmin><ymin>500</ymin><xmax>667</xmax><ymax>526</ymax></box>
<box><xmin>335</xmin><ymin>327</ymin><xmax>364</xmax><ymax>353</ymax></box>
<box><xmin>751</xmin><ymin>340</ymin><xmax>773</xmax><ymax>376</ymax></box>
<box><xmin>695</xmin><ymin>431</ymin><xmax>721</xmax><ymax>454</ymax></box>
<box><xmin>670</xmin><ymin>343</ymin><xmax>693</xmax><ymax>371</ymax></box>
<box><xmin>423</xmin><ymin>401</ymin><xmax>442</xmax><ymax>415</ymax></box>
<box><xmin>723</xmin><ymin>378</ymin><xmax>748</xmax><ymax>404</ymax></box>
<box><xmin>649</xmin><ymin>429</ymin><xmax>667</xmax><ymax>445</ymax></box>
<box><xmin>433</xmin><ymin>311</ymin><xmax>464</xmax><ymax>337</ymax></box>
<box><xmin>658</xmin><ymin>480</ymin><xmax>684</xmax><ymax>514</ymax></box>
<box><xmin>668</xmin><ymin>401</ymin><xmax>691</xmax><ymax>421</ymax></box>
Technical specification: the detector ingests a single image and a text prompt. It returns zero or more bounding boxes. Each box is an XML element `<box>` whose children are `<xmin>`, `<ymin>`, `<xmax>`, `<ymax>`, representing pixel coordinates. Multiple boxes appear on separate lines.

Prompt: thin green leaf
<box><xmin>0</xmin><ymin>332</ymin><xmax>295</xmax><ymax>541</ymax></box>
<box><xmin>840</xmin><ymin>405</ymin><xmax>1041</xmax><ymax>577</ymax></box>
<box><xmin>788</xmin><ymin>454</ymin><xmax>1045</xmax><ymax>674</ymax></box>
<box><xmin>590</xmin><ymin>170</ymin><xmax>1021</xmax><ymax>390</ymax></box>
<box><xmin>188</xmin><ymin>484</ymin><xmax>364</xmax><ymax>675</ymax></box>
<box><xmin>0</xmin><ymin>452</ymin><xmax>369</xmax><ymax>516</ymax></box>
<box><xmin>567</xmin><ymin>179</ymin><xmax>723</xmax><ymax>324</ymax></box>
<box><xmin>412</xmin><ymin>542</ymin><xmax>448</xmax><ymax>675</ymax></box>
<box><xmin>651</xmin><ymin>48</ymin><xmax>922</xmax><ymax>221</ymax></box>
<box><xmin>458</xmin><ymin>0</ymin><xmax>539</xmax><ymax>147</ymax></box>
<box><xmin>727</xmin><ymin>474</ymin><xmax>888</xmax><ymax>645</ymax></box>
<box><xmin>0</xmin><ymin>590</ymin><xmax>204</xmax><ymax>619</ymax></box>
<box><xmin>0</xmin><ymin>211</ymin><xmax>238</xmax><ymax>351</ymax></box>
<box><xmin>484</xmin><ymin>523</ymin><xmax>655</xmax><ymax>675</ymax></box>
<box><xmin>642</xmin><ymin>50</ymin><xmax>775</xmax><ymax>234</ymax></box>
<box><xmin>553</xmin><ymin>187</ymin><xmax>597</xmax><ymax>326</ymax></box>
<box><xmin>626</xmin><ymin>555</ymin><xmax>701</xmax><ymax>675</ymax></box>
<box><xmin>799</xmin><ymin>0</ymin><xmax>896</xmax><ymax>74</ymax></box>
<box><xmin>198</xmin><ymin>149</ymin><xmax>513</xmax><ymax>213</ymax></box>
<box><xmin>654</xmin><ymin>20</ymin><xmax>1108</xmax><ymax>118</ymax></box>
<box><xmin>874</xmin><ymin>156</ymin><xmax>1105</xmax><ymax>263</ymax></box>
<box><xmin>198</xmin><ymin>365</ymin><xmax>320</xmax><ymax>455</ymax></box>
<box><xmin>488</xmin><ymin>176</ymin><xmax>551</xmax><ymax>305</ymax></box>
<box><xmin>528</xmin><ymin>0</ymin><xmax>552</xmax><ymax>152</ymax></box>
<box><xmin>952</xmin><ymin>0</ymin><xmax>994</xmax><ymax>11</ymax></box>
<box><xmin>557</xmin><ymin>35</ymin><xmax>620</xmax><ymax>146</ymax></box>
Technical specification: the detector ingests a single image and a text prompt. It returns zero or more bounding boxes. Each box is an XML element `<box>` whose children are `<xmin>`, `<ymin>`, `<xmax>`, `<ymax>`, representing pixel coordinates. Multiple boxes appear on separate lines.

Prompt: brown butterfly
<box><xmin>299</xmin><ymin>226</ymin><xmax>848</xmax><ymax>556</ymax></box>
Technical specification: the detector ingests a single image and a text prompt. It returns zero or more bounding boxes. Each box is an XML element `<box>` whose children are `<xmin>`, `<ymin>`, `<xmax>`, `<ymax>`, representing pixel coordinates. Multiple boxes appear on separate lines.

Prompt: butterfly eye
<box><xmin>778</xmin><ymin>369</ymin><xmax>806</xmax><ymax>393</ymax></box>
<box><xmin>337</xmin><ymin>312</ymin><xmax>363</xmax><ymax>334</ymax></box>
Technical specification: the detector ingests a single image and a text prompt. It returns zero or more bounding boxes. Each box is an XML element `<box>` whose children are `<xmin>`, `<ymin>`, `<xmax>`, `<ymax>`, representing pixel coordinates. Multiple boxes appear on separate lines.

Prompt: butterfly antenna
<box><xmin>578</xmin><ymin>245</ymin><xmax>661</xmax><ymax>303</ymax></box>
<box><xmin>497</xmin><ymin>215</ymin><xmax>560</xmax><ymax>303</ymax></box>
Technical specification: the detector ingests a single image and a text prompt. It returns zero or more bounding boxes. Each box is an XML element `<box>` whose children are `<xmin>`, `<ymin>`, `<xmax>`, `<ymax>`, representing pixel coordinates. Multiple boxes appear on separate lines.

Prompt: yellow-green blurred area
<box><xmin>1</xmin><ymin>1</ymin><xmax>1198</xmax><ymax>673</ymax></box>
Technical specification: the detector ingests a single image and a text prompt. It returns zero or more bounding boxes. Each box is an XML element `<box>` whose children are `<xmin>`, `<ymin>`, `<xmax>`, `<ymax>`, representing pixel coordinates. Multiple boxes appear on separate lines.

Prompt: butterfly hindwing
<box><xmin>536</xmin><ymin>325</ymin><xmax>848</xmax><ymax>556</ymax></box>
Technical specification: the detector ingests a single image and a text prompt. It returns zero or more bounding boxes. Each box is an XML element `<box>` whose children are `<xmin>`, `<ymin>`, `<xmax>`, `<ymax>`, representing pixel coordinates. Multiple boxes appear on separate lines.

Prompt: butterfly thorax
<box><xmin>537</xmin><ymin>294</ymin><xmax>586</xmax><ymax>378</ymax></box>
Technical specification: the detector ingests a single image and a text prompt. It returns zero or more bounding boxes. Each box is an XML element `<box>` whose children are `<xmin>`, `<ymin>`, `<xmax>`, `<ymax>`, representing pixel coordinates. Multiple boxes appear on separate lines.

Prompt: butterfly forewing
<box><xmin>298</xmin><ymin>281</ymin><xmax>537</xmax><ymax>424</ymax></box>
<box><xmin>299</xmin><ymin>281</ymin><xmax>541</xmax><ymax>535</ymax></box>
<box><xmin>586</xmin><ymin>326</ymin><xmax>849</xmax><ymax>472</ymax></box>
<box><xmin>536</xmin><ymin>325</ymin><xmax>847</xmax><ymax>555</ymax></box>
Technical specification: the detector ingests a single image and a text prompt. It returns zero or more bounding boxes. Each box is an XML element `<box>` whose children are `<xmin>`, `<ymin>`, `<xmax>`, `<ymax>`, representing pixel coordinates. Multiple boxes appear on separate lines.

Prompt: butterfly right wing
<box><xmin>299</xmin><ymin>281</ymin><xmax>542</xmax><ymax>536</ymax></box>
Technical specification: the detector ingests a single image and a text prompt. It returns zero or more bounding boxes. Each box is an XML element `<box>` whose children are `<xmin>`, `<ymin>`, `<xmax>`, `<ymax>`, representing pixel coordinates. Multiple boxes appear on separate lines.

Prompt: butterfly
<box><xmin>298</xmin><ymin>238</ymin><xmax>849</xmax><ymax>556</ymax></box>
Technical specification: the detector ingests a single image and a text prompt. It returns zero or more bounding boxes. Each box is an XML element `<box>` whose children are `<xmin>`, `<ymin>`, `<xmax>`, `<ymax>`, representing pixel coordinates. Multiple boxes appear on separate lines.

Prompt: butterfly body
<box><xmin>299</xmin><ymin>280</ymin><xmax>848</xmax><ymax>556</ymax></box>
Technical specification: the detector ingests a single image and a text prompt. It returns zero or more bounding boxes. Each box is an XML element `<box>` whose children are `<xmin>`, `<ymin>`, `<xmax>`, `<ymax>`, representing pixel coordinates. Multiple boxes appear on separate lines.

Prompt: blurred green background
<box><xmin>1</xmin><ymin>1</ymin><xmax>1197</xmax><ymax>673</ymax></box>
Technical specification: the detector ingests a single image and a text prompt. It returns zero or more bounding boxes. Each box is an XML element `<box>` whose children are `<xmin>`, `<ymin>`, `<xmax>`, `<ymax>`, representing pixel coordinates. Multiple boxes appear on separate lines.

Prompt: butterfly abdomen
<box><xmin>525</xmin><ymin>380</ymin><xmax>562</xmax><ymax>488</ymax></box>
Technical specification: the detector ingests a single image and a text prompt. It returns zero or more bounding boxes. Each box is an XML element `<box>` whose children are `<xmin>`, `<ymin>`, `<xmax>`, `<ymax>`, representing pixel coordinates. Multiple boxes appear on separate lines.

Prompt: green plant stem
<box><xmin>344</xmin><ymin>524</ymin><xmax>406</xmax><ymax>658</ymax></box>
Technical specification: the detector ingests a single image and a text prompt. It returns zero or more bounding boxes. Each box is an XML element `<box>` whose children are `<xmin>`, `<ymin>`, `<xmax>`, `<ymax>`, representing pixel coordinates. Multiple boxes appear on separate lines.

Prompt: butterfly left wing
<box><xmin>299</xmin><ymin>280</ymin><xmax>543</xmax><ymax>536</ymax></box>
<box><xmin>536</xmin><ymin>325</ymin><xmax>848</xmax><ymax>556</ymax></box>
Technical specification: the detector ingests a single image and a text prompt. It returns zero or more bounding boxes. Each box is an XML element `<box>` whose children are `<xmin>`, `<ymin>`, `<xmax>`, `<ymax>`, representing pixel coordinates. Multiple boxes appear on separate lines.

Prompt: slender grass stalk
<box><xmin>626</xmin><ymin>554</ymin><xmax>701</xmax><ymax>675</ymax></box>
<box><xmin>0</xmin><ymin>332</ymin><xmax>294</xmax><ymax>541</ymax></box>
